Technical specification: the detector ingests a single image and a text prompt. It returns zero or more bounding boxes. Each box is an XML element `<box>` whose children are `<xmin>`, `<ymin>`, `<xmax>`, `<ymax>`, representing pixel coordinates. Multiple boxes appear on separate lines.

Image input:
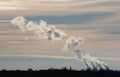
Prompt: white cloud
<box><xmin>11</xmin><ymin>16</ymin><xmax>66</xmax><ymax>41</ymax></box>
<box><xmin>63</xmin><ymin>36</ymin><xmax>84</xmax><ymax>52</ymax></box>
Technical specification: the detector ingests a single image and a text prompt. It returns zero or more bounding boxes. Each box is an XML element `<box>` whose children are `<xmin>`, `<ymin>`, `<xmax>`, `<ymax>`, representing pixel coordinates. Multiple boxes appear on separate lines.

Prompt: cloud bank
<box><xmin>11</xmin><ymin>16</ymin><xmax>66</xmax><ymax>41</ymax></box>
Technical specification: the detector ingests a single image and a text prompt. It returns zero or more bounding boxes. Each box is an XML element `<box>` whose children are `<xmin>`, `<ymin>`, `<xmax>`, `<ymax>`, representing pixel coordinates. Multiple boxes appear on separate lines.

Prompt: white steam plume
<box><xmin>83</xmin><ymin>54</ymin><xmax>109</xmax><ymax>71</ymax></box>
<box><xmin>63</xmin><ymin>36</ymin><xmax>84</xmax><ymax>59</ymax></box>
<box><xmin>11</xmin><ymin>16</ymin><xmax>66</xmax><ymax>41</ymax></box>
<box><xmin>63</xmin><ymin>36</ymin><xmax>109</xmax><ymax>71</ymax></box>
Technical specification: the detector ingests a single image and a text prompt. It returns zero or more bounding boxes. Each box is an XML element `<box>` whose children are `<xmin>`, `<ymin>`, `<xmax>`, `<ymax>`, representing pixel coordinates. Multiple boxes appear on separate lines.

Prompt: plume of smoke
<box><xmin>11</xmin><ymin>16</ymin><xmax>66</xmax><ymax>41</ymax></box>
<box><xmin>63</xmin><ymin>36</ymin><xmax>84</xmax><ymax>59</ymax></box>
<box><xmin>83</xmin><ymin>54</ymin><xmax>109</xmax><ymax>71</ymax></box>
<box><xmin>63</xmin><ymin>36</ymin><xmax>109</xmax><ymax>71</ymax></box>
<box><xmin>11</xmin><ymin>16</ymin><xmax>27</xmax><ymax>28</ymax></box>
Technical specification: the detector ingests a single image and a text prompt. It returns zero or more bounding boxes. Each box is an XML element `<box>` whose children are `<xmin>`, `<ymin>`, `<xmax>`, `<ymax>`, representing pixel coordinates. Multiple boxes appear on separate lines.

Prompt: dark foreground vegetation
<box><xmin>0</xmin><ymin>68</ymin><xmax>120</xmax><ymax>77</ymax></box>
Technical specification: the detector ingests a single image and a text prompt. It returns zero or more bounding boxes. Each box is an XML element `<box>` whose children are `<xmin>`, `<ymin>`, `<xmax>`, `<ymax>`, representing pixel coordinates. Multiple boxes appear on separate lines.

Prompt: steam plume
<box><xmin>11</xmin><ymin>16</ymin><xmax>66</xmax><ymax>41</ymax></box>
<box><xmin>83</xmin><ymin>54</ymin><xmax>109</xmax><ymax>70</ymax></box>
<box><xmin>63</xmin><ymin>36</ymin><xmax>84</xmax><ymax>59</ymax></box>
<box><xmin>63</xmin><ymin>36</ymin><xmax>109</xmax><ymax>71</ymax></box>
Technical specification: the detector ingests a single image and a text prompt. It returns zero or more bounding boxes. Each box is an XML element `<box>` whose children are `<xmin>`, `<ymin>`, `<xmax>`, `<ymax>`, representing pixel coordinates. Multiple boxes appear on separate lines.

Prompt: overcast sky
<box><xmin>0</xmin><ymin>0</ymin><xmax>120</xmax><ymax>59</ymax></box>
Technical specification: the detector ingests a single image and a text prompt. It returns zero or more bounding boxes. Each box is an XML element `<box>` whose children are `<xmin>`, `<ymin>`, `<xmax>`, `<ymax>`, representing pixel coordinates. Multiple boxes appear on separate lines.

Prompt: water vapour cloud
<box><xmin>63</xmin><ymin>36</ymin><xmax>109</xmax><ymax>71</ymax></box>
<box><xmin>11</xmin><ymin>16</ymin><xmax>66</xmax><ymax>41</ymax></box>
<box><xmin>83</xmin><ymin>54</ymin><xmax>109</xmax><ymax>71</ymax></box>
<box><xmin>63</xmin><ymin>36</ymin><xmax>84</xmax><ymax>59</ymax></box>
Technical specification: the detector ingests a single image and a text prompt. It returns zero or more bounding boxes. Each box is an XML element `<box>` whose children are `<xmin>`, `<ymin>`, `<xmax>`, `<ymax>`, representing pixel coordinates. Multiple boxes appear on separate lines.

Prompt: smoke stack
<box><xmin>90</xmin><ymin>61</ymin><xmax>98</xmax><ymax>71</ymax></box>
<box><xmin>103</xmin><ymin>63</ymin><xmax>110</xmax><ymax>70</ymax></box>
<box><xmin>83</xmin><ymin>58</ymin><xmax>92</xmax><ymax>70</ymax></box>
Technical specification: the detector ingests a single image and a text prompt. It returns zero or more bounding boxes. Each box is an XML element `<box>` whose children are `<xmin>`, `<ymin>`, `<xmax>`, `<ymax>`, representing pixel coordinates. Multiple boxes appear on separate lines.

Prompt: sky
<box><xmin>0</xmin><ymin>0</ymin><xmax>120</xmax><ymax>70</ymax></box>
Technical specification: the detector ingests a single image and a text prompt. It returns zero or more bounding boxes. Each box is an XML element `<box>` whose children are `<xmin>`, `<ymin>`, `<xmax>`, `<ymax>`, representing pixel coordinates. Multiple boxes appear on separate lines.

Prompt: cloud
<box><xmin>11</xmin><ymin>16</ymin><xmax>66</xmax><ymax>41</ymax></box>
<box><xmin>11</xmin><ymin>16</ymin><xmax>27</xmax><ymax>29</ymax></box>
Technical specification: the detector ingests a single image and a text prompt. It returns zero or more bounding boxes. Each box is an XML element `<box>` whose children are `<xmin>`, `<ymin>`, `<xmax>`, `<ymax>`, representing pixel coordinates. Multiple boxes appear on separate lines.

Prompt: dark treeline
<box><xmin>0</xmin><ymin>67</ymin><xmax>120</xmax><ymax>77</ymax></box>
